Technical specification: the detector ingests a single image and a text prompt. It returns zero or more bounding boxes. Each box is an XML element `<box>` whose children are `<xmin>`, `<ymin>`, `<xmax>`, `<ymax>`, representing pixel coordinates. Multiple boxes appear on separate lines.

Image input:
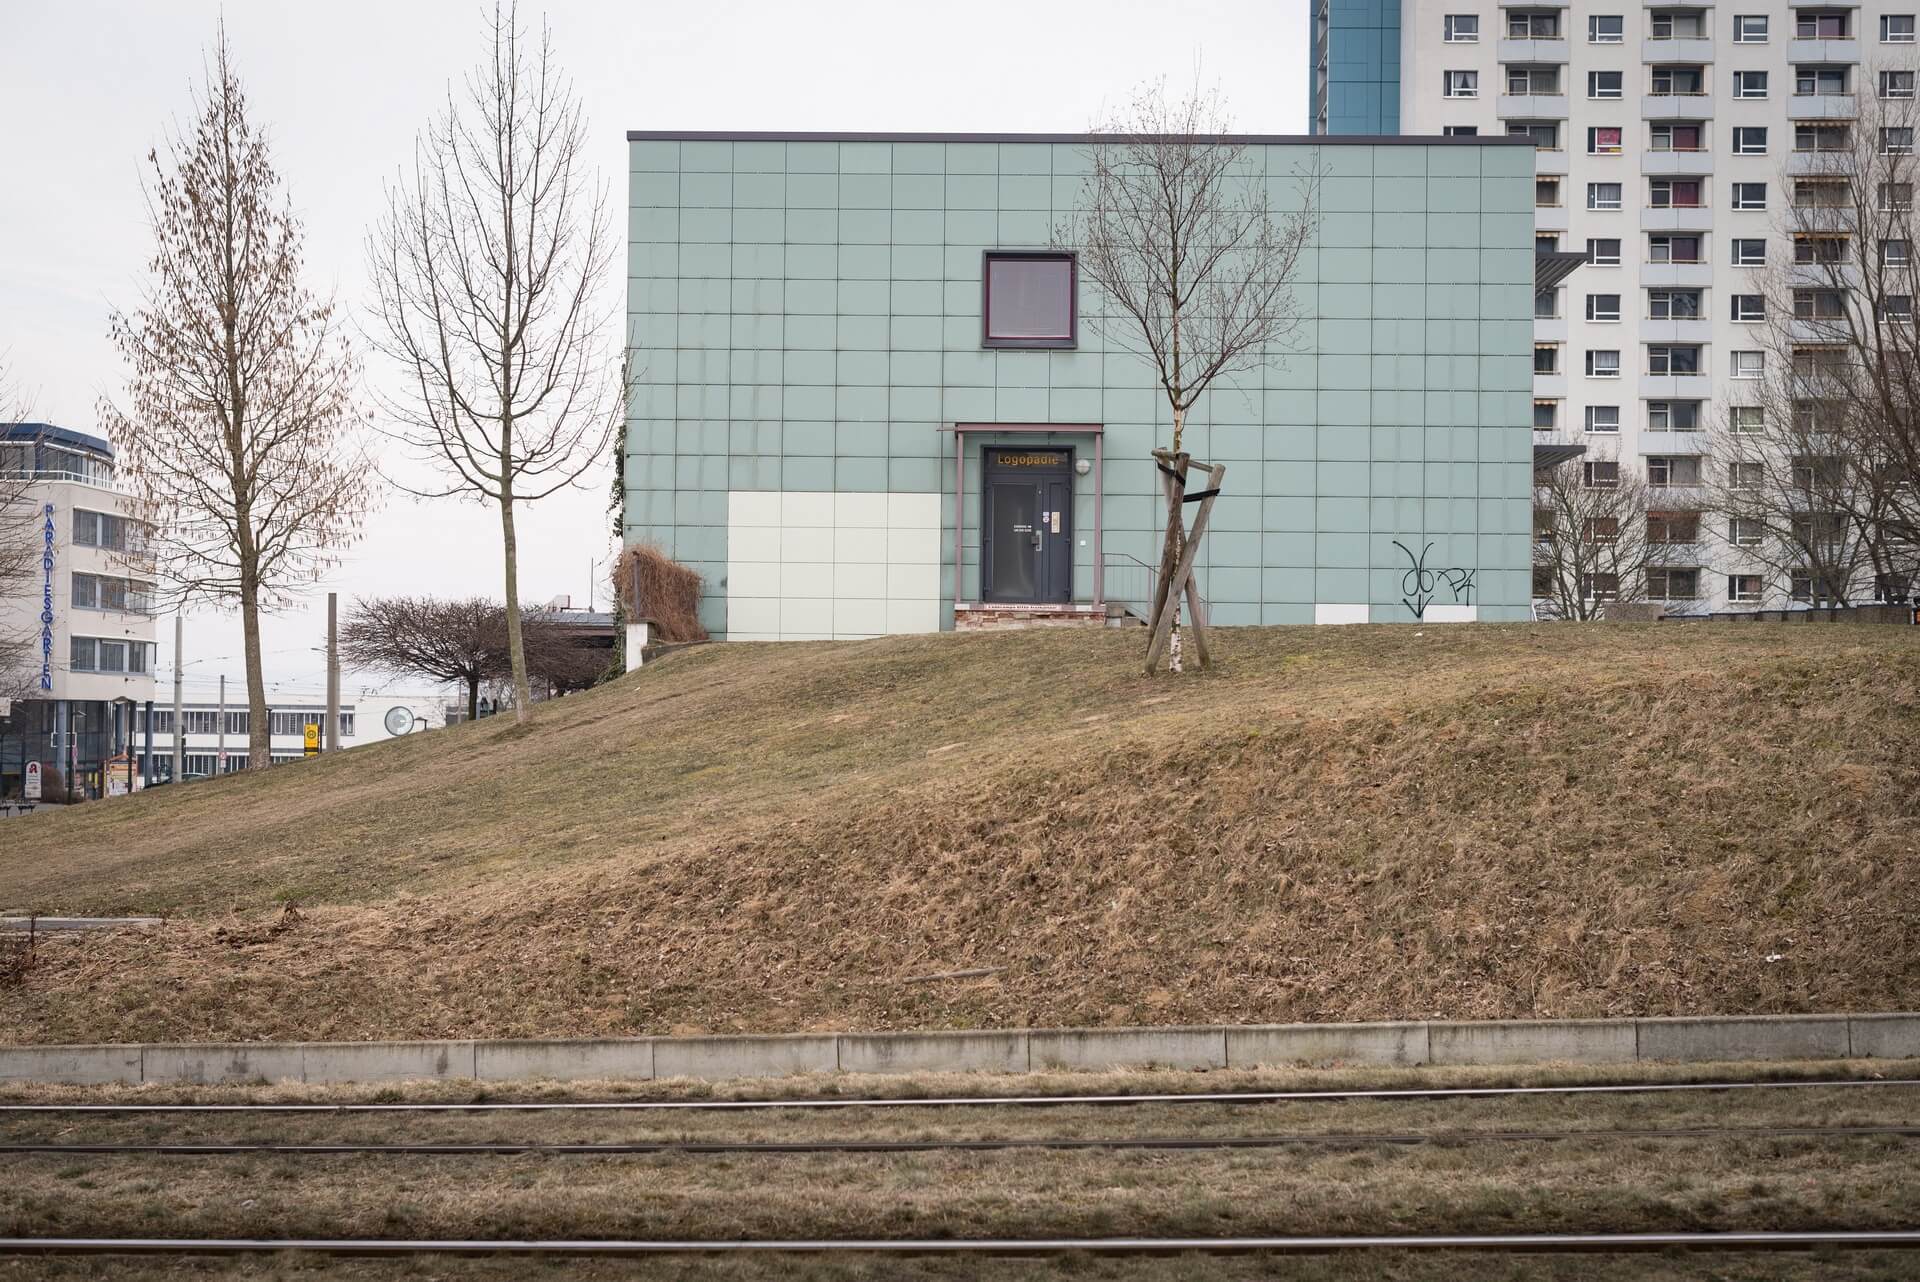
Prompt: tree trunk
<box><xmin>466</xmin><ymin>673</ymin><xmax>480</xmax><ymax>722</ymax></box>
<box><xmin>239</xmin><ymin>570</ymin><xmax>269</xmax><ymax>767</ymax></box>
<box><xmin>499</xmin><ymin>490</ymin><xmax>532</xmax><ymax>724</ymax></box>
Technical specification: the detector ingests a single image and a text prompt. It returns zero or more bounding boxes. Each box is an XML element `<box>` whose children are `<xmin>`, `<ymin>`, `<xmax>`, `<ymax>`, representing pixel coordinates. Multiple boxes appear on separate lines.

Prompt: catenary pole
<box><xmin>325</xmin><ymin>592</ymin><xmax>340</xmax><ymax>753</ymax></box>
<box><xmin>170</xmin><ymin>615</ymin><xmax>184</xmax><ymax>783</ymax></box>
<box><xmin>216</xmin><ymin>674</ymin><xmax>225</xmax><ymax>776</ymax></box>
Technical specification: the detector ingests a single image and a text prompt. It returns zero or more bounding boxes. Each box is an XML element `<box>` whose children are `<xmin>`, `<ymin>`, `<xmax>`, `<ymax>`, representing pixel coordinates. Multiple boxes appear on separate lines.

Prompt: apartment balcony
<box><xmin>1533</xmin><ymin>148</ymin><xmax>1570</xmax><ymax>175</ymax></box>
<box><xmin>1637</xmin><ymin>430</ymin><xmax>1708</xmax><ymax>455</ymax></box>
<box><xmin>1643</xmin><ymin>37</ymin><xmax>1715</xmax><ymax>62</ymax></box>
<box><xmin>1535</xmin><ymin>204</ymin><xmax>1570</xmax><ymax>231</ymax></box>
<box><xmin>1500</xmin><ymin>93</ymin><xmax>1570</xmax><ymax>119</ymax></box>
<box><xmin>1500</xmin><ymin>37</ymin><xmax>1570</xmax><ymax>62</ymax></box>
<box><xmin>1789</xmin><ymin>38</ymin><xmax>1860</xmax><ymax>63</ymax></box>
<box><xmin>1642</xmin><ymin>93</ymin><xmax>1714</xmax><ymax>120</ymax></box>
<box><xmin>1533</xmin><ymin>371</ymin><xmax>1569</xmax><ymax>397</ymax></box>
<box><xmin>1534</xmin><ymin>314</ymin><xmax>1570</xmax><ymax>342</ymax></box>
<box><xmin>1787</xmin><ymin>317</ymin><xmax>1855</xmax><ymax>343</ymax></box>
<box><xmin>1642</xmin><ymin>149</ymin><xmax>1712</xmax><ymax>175</ymax></box>
<box><xmin>1640</xmin><ymin>317</ymin><xmax>1714</xmax><ymax>343</ymax></box>
<box><xmin>1639</xmin><ymin>373</ymin><xmax>1714</xmax><ymax>400</ymax></box>
<box><xmin>1787</xmin><ymin>150</ymin><xmax>1856</xmax><ymax>175</ymax></box>
<box><xmin>1642</xmin><ymin>204</ymin><xmax>1714</xmax><ymax>231</ymax></box>
<box><xmin>1643</xmin><ymin>0</ymin><xmax>1711</xmax><ymax>8</ymax></box>
<box><xmin>1789</xmin><ymin>93</ymin><xmax>1858</xmax><ymax>119</ymax></box>
<box><xmin>1640</xmin><ymin>261</ymin><xmax>1714</xmax><ymax>288</ymax></box>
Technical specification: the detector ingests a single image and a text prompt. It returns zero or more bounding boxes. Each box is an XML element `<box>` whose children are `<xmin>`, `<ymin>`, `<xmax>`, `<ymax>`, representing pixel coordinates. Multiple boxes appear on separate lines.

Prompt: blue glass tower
<box><xmin>1310</xmin><ymin>0</ymin><xmax>1400</xmax><ymax>134</ymax></box>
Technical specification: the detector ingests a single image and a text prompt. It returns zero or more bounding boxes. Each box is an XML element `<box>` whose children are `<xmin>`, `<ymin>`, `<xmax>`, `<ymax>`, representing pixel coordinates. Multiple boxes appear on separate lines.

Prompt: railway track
<box><xmin>2</xmin><ymin>1124</ymin><xmax>1916</xmax><ymax>1157</ymax></box>
<box><xmin>7</xmin><ymin>1074</ymin><xmax>1916</xmax><ymax>1114</ymax></box>
<box><xmin>2</xmin><ymin>1230</ymin><xmax>1919</xmax><ymax>1257</ymax></box>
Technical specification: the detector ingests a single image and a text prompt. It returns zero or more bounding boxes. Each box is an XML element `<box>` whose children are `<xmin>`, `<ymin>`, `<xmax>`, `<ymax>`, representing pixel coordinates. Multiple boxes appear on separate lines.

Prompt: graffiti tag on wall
<box><xmin>1393</xmin><ymin>539</ymin><xmax>1475</xmax><ymax>621</ymax></box>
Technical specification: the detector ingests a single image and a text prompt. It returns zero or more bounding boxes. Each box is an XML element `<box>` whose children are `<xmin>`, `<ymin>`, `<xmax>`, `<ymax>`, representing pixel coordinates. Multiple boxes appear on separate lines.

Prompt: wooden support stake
<box><xmin>1145</xmin><ymin>454</ymin><xmax>1225</xmax><ymax>674</ymax></box>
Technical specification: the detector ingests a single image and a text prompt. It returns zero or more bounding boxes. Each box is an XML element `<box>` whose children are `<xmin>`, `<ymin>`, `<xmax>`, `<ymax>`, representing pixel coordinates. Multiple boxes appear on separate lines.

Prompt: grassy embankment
<box><xmin>2</xmin><ymin>622</ymin><xmax>1916</xmax><ymax>1042</ymax></box>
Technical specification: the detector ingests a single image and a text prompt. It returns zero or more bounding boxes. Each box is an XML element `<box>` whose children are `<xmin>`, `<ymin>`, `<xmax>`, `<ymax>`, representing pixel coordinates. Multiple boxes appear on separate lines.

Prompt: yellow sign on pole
<box><xmin>303</xmin><ymin>722</ymin><xmax>320</xmax><ymax>757</ymax></box>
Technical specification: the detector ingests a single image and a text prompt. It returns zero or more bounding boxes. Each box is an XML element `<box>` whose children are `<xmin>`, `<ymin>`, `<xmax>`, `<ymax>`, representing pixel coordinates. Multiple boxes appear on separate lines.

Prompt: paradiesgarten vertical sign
<box><xmin>39</xmin><ymin>502</ymin><xmax>54</xmax><ymax>691</ymax></box>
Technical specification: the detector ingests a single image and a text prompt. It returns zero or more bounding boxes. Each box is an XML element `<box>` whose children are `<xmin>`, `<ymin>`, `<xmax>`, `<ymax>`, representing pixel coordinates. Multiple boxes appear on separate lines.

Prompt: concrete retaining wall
<box><xmin>1</xmin><ymin>1014</ymin><xmax>1913</xmax><ymax>1087</ymax></box>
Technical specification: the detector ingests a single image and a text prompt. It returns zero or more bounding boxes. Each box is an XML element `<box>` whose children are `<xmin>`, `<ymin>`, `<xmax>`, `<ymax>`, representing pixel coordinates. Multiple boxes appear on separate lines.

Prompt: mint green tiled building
<box><xmin>625</xmin><ymin>131</ymin><xmax>1538</xmax><ymax>639</ymax></box>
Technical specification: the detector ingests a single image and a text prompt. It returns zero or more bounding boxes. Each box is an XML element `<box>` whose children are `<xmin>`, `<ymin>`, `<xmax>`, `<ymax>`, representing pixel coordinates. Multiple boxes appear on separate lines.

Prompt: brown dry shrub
<box><xmin>612</xmin><ymin>544</ymin><xmax>707</xmax><ymax>643</ymax></box>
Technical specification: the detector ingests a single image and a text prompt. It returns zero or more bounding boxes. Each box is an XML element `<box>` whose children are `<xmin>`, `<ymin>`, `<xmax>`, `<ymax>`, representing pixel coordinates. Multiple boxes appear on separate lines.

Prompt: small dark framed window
<box><xmin>982</xmin><ymin>252</ymin><xmax>1076</xmax><ymax>349</ymax></box>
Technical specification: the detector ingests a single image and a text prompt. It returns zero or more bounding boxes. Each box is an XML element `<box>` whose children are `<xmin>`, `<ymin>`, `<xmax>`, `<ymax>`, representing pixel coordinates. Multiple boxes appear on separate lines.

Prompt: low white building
<box><xmin>136</xmin><ymin>687</ymin><xmax>450</xmax><ymax>781</ymax></box>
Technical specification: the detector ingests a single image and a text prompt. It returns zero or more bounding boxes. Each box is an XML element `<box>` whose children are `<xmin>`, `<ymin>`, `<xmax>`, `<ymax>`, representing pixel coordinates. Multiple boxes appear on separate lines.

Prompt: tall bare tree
<box><xmin>366</xmin><ymin>3</ymin><xmax>622</xmax><ymax>723</ymax></box>
<box><xmin>1533</xmin><ymin>456</ymin><xmax>1704</xmax><ymax>620</ymax></box>
<box><xmin>99</xmin><ymin>30</ymin><xmax>370</xmax><ymax>768</ymax></box>
<box><xmin>0</xmin><ymin>360</ymin><xmax>43</xmax><ymax>696</ymax></box>
<box><xmin>1719</xmin><ymin>70</ymin><xmax>1920</xmax><ymax>604</ymax></box>
<box><xmin>1059</xmin><ymin>82</ymin><xmax>1320</xmax><ymax>670</ymax></box>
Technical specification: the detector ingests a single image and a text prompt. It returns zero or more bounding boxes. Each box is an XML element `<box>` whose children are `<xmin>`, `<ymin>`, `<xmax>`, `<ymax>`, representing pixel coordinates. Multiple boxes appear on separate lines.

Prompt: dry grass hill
<box><xmin>2</xmin><ymin>622</ymin><xmax>1917</xmax><ymax>1044</ymax></box>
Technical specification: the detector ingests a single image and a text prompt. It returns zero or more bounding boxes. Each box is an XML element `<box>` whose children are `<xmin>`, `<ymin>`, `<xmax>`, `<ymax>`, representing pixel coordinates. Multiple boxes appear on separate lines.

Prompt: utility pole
<box><xmin>216</xmin><ymin>673</ymin><xmax>226</xmax><ymax>777</ymax></box>
<box><xmin>170</xmin><ymin>614</ymin><xmax>184</xmax><ymax>783</ymax></box>
<box><xmin>325</xmin><ymin>591</ymin><xmax>340</xmax><ymax>752</ymax></box>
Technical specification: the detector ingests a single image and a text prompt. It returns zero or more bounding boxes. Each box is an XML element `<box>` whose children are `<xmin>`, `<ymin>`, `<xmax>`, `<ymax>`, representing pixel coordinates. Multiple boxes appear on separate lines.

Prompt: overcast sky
<box><xmin>0</xmin><ymin>0</ymin><xmax>1305</xmax><ymax>698</ymax></box>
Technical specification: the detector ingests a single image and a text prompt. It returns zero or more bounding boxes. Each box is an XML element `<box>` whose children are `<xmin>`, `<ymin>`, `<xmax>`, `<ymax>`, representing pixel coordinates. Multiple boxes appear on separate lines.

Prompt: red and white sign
<box><xmin>23</xmin><ymin>760</ymin><xmax>42</xmax><ymax>801</ymax></box>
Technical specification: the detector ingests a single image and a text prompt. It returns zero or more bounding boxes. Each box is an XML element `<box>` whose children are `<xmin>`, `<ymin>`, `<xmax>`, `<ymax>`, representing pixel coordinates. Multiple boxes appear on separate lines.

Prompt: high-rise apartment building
<box><xmin>1313</xmin><ymin>0</ymin><xmax>1920</xmax><ymax>610</ymax></box>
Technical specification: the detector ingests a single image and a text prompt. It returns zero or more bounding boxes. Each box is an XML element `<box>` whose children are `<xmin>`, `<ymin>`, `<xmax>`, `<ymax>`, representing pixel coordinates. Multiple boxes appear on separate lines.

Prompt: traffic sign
<box><xmin>303</xmin><ymin>722</ymin><xmax>320</xmax><ymax>757</ymax></box>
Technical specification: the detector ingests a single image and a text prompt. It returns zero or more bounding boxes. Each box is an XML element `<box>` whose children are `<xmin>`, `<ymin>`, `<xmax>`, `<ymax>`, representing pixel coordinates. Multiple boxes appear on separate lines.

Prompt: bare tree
<box><xmin>1533</xmin><ymin>457</ymin><xmax>1704</xmax><ymax>620</ymax></box>
<box><xmin>1059</xmin><ymin>82</ymin><xmax>1320</xmax><ymax>672</ymax></box>
<box><xmin>0</xmin><ymin>360</ymin><xmax>42</xmax><ymax>696</ymax></box>
<box><xmin>99</xmin><ymin>29</ymin><xmax>372</xmax><ymax>768</ymax></box>
<box><xmin>366</xmin><ymin>3</ymin><xmax>622</xmax><ymax>723</ymax></box>
<box><xmin>1724</xmin><ymin>71</ymin><xmax>1920</xmax><ymax>604</ymax></box>
<box><xmin>339</xmin><ymin>595</ymin><xmax>503</xmax><ymax>721</ymax></box>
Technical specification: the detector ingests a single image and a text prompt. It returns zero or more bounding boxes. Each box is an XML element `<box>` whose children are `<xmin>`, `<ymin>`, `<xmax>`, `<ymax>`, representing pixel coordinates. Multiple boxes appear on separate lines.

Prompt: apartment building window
<box><xmin>1791</xmin><ymin>568</ymin><xmax>1847</xmax><ymax>603</ymax></box>
<box><xmin>1728</xmin><ymin>573</ymin><xmax>1764</xmax><ymax>601</ymax></box>
<box><xmin>1443</xmin><ymin>125</ymin><xmax>1480</xmax><ymax>136</ymax></box>
<box><xmin>1651</xmin><ymin>11</ymin><xmax>1706</xmax><ymax>39</ymax></box>
<box><xmin>1794</xmin><ymin>178</ymin><xmax>1849</xmax><ymax>208</ymax></box>
<box><xmin>1874</xmin><ymin>573</ymin><xmax>1915</xmax><ymax>603</ymax></box>
<box><xmin>1586</xmin><ymin>293</ymin><xmax>1622</xmax><ymax>321</ymax></box>
<box><xmin>1731</xmin><ymin>182</ymin><xmax>1767</xmax><ymax>211</ymax></box>
<box><xmin>1536</xmin><ymin>287</ymin><xmax>1561</xmax><ymax>318</ymax></box>
<box><xmin>1732</xmin><ymin>238</ymin><xmax>1767</xmax><ymax>266</ymax></box>
<box><xmin>1652</xmin><ymin>65</ymin><xmax>1705</xmax><ymax>95</ymax></box>
<box><xmin>1445</xmin><ymin>70</ymin><xmax>1479</xmax><ymax>97</ymax></box>
<box><xmin>1732</xmin><ymin>127</ymin><xmax>1768</xmax><ymax>155</ymax></box>
<box><xmin>1795</xmin><ymin>234</ymin><xmax>1851</xmax><ymax>263</ymax></box>
<box><xmin>1730</xmin><ymin>294</ymin><xmax>1766</xmax><ymax>321</ymax></box>
<box><xmin>1508</xmin><ymin>10</ymin><xmax>1560</xmax><ymax>37</ymax></box>
<box><xmin>1588</xmin><ymin>126</ymin><xmax>1624</xmax><ymax>154</ymax></box>
<box><xmin>1588</xmin><ymin>181</ymin><xmax>1623</xmax><ymax>209</ymax></box>
<box><xmin>1651</xmin><ymin>123</ymin><xmax>1704</xmax><ymax>151</ymax></box>
<box><xmin>1535</xmin><ymin>343</ymin><xmax>1560</xmax><ymax>373</ymax></box>
<box><xmin>1648</xmin><ymin>400</ymin><xmax>1702</xmax><ymax>430</ymax></box>
<box><xmin>1589</xmin><ymin>14</ymin><xmax>1624</xmax><ymax>43</ymax></box>
<box><xmin>1537</xmin><ymin>232</ymin><xmax>1561</xmax><ymax>252</ymax></box>
<box><xmin>180</xmin><ymin>710</ymin><xmax>219</xmax><ymax>735</ymax></box>
<box><xmin>1794</xmin><ymin>288</ymin><xmax>1846</xmax><ymax>318</ymax></box>
<box><xmin>1588</xmin><ymin>70</ymin><xmax>1623</xmax><ymax>99</ymax></box>
<box><xmin>1650</xmin><ymin>178</ymin><xmax>1704</xmax><ymax>207</ymax></box>
<box><xmin>1582</xmin><ymin>516</ymin><xmax>1622</xmax><ymax>545</ymax></box>
<box><xmin>1444</xmin><ymin>13</ymin><xmax>1479</xmax><ymax>41</ymax></box>
<box><xmin>1583</xmin><ymin>460</ymin><xmax>1621</xmax><ymax>488</ymax></box>
<box><xmin>1733</xmin><ymin>14</ymin><xmax>1769</xmax><ymax>42</ymax></box>
<box><xmin>1650</xmin><ymin>234</ymin><xmax>1703</xmax><ymax>262</ymax></box>
<box><xmin>1732</xmin><ymin>350</ymin><xmax>1765</xmax><ymax>378</ymax></box>
<box><xmin>69</xmin><ymin>636</ymin><xmax>152</xmax><ymax>674</ymax></box>
<box><xmin>1730</xmin><ymin>405</ymin><xmax>1766</xmax><ymax>434</ymax></box>
<box><xmin>1586</xmin><ymin>348</ymin><xmax>1622</xmax><ymax>377</ymax></box>
<box><xmin>1647</xmin><ymin>345</ymin><xmax>1701</xmax><ymax>375</ymax></box>
<box><xmin>1796</xmin><ymin>10</ymin><xmax>1849</xmax><ymax>38</ymax></box>
<box><xmin>1880</xmin><ymin>70</ymin><xmax>1917</xmax><ymax>99</ymax></box>
<box><xmin>1508</xmin><ymin>65</ymin><xmax>1560</xmax><ymax>95</ymax></box>
<box><xmin>70</xmin><ymin>573</ymin><xmax>153</xmax><ymax>614</ymax></box>
<box><xmin>1883</xmin><ymin>14</ymin><xmax>1917</xmax><ymax>42</ymax></box>
<box><xmin>1647</xmin><ymin>568</ymin><xmax>1700</xmax><ymax>601</ymax></box>
<box><xmin>1884</xmin><ymin>127</ymin><xmax>1916</xmax><ymax>154</ymax></box>
<box><xmin>1884</xmin><ymin>238</ymin><xmax>1912</xmax><ymax>265</ymax></box>
<box><xmin>1534</xmin><ymin>399</ymin><xmax>1560</xmax><ymax>429</ymax></box>
<box><xmin>1580</xmin><ymin>572</ymin><xmax>1621</xmax><ymax>601</ymax></box>
<box><xmin>1648</xmin><ymin>511</ymin><xmax>1701</xmax><ymax>543</ymax></box>
<box><xmin>1795</xmin><ymin>123</ymin><xmax>1851</xmax><ymax>151</ymax></box>
<box><xmin>1793</xmin><ymin>345</ymin><xmax>1847</xmax><ymax>378</ymax></box>
<box><xmin>1730</xmin><ymin>518</ymin><xmax>1766</xmax><ymax>547</ymax></box>
<box><xmin>1796</xmin><ymin>66</ymin><xmax>1848</xmax><ymax>96</ymax></box>
<box><xmin>1882</xmin><ymin>294</ymin><xmax>1915</xmax><ymax>322</ymax></box>
<box><xmin>1647</xmin><ymin>455</ymin><xmax>1702</xmax><ymax>486</ymax></box>
<box><xmin>71</xmin><ymin>508</ymin><xmax>133</xmax><ymax>551</ymax></box>
<box><xmin>983</xmin><ymin>252</ymin><xmax>1075</xmax><ymax>348</ymax></box>
<box><xmin>1510</xmin><ymin>122</ymin><xmax>1560</xmax><ymax>148</ymax></box>
<box><xmin>1588</xmin><ymin>237</ymin><xmax>1622</xmax><ymax>265</ymax></box>
<box><xmin>1537</xmin><ymin>177</ymin><xmax>1562</xmax><ymax>207</ymax></box>
<box><xmin>269</xmin><ymin>711</ymin><xmax>323</xmax><ymax>737</ymax></box>
<box><xmin>1882</xmin><ymin>182</ymin><xmax>1915</xmax><ymax>210</ymax></box>
<box><xmin>1585</xmin><ymin>405</ymin><xmax>1621</xmax><ymax>433</ymax></box>
<box><xmin>1793</xmin><ymin>398</ymin><xmax>1837</xmax><ymax>431</ymax></box>
<box><xmin>1649</xmin><ymin>288</ymin><xmax>1701</xmax><ymax>318</ymax></box>
<box><xmin>1733</xmin><ymin>70</ymin><xmax>1769</xmax><ymax>99</ymax></box>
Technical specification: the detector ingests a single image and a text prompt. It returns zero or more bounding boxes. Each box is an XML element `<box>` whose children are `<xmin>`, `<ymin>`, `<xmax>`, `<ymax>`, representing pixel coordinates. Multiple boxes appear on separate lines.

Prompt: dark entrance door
<box><xmin>982</xmin><ymin>448</ymin><xmax>1072</xmax><ymax>603</ymax></box>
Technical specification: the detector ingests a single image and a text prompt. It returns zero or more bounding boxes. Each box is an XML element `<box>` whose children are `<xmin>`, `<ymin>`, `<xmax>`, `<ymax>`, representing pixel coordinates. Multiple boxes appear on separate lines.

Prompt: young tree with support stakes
<box><xmin>100</xmin><ymin>30</ymin><xmax>373</xmax><ymax>769</ymax></box>
<box><xmin>1059</xmin><ymin>83</ymin><xmax>1320</xmax><ymax>673</ymax></box>
<box><xmin>366</xmin><ymin>3</ymin><xmax>624</xmax><ymax>725</ymax></box>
